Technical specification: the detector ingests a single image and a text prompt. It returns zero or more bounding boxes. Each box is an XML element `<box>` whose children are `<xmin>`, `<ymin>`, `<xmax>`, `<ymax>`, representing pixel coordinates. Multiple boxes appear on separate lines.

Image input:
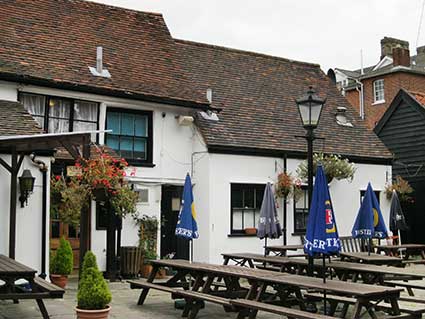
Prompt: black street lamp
<box><xmin>296</xmin><ymin>86</ymin><xmax>326</xmax><ymax>275</ymax></box>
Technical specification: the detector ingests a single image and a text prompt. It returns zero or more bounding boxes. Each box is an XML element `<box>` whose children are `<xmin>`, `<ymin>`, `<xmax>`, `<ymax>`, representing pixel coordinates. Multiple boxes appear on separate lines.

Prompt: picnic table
<box><xmin>221</xmin><ymin>253</ymin><xmax>423</xmax><ymax>284</ymax></box>
<box><xmin>129</xmin><ymin>259</ymin><xmax>408</xmax><ymax>319</ymax></box>
<box><xmin>0</xmin><ymin>254</ymin><xmax>64</xmax><ymax>319</ymax></box>
<box><xmin>376</xmin><ymin>244</ymin><xmax>425</xmax><ymax>263</ymax></box>
<box><xmin>340</xmin><ymin>252</ymin><xmax>403</xmax><ymax>266</ymax></box>
<box><xmin>264</xmin><ymin>244</ymin><xmax>304</xmax><ymax>256</ymax></box>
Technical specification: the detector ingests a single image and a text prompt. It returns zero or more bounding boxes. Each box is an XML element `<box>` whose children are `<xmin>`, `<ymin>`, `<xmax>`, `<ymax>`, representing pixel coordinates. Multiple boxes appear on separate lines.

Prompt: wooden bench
<box><xmin>129</xmin><ymin>279</ymin><xmax>232</xmax><ymax>319</ymax></box>
<box><xmin>340</xmin><ymin>236</ymin><xmax>368</xmax><ymax>253</ymax></box>
<box><xmin>231</xmin><ymin>299</ymin><xmax>335</xmax><ymax>319</ymax></box>
<box><xmin>305</xmin><ymin>292</ymin><xmax>425</xmax><ymax>318</ymax></box>
<box><xmin>384</xmin><ymin>281</ymin><xmax>425</xmax><ymax>296</ymax></box>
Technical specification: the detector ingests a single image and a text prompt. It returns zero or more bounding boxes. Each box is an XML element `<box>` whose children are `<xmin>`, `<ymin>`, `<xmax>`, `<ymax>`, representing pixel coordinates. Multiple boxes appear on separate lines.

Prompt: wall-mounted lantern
<box><xmin>19</xmin><ymin>169</ymin><xmax>35</xmax><ymax>208</ymax></box>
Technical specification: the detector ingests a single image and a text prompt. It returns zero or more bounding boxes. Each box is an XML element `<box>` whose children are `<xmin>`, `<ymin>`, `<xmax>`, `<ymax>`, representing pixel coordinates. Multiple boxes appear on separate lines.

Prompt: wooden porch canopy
<box><xmin>0</xmin><ymin>130</ymin><xmax>106</xmax><ymax>265</ymax></box>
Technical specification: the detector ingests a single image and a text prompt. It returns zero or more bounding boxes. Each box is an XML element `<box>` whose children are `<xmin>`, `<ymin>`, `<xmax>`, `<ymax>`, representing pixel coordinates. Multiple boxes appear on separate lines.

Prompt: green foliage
<box><xmin>50</xmin><ymin>237</ymin><xmax>73</xmax><ymax>275</ymax></box>
<box><xmin>297</xmin><ymin>153</ymin><xmax>356</xmax><ymax>182</ymax></box>
<box><xmin>77</xmin><ymin>251</ymin><xmax>111</xmax><ymax>310</ymax></box>
<box><xmin>136</xmin><ymin>215</ymin><xmax>158</xmax><ymax>263</ymax></box>
<box><xmin>50</xmin><ymin>176</ymin><xmax>90</xmax><ymax>226</ymax></box>
<box><xmin>385</xmin><ymin>175</ymin><xmax>414</xmax><ymax>203</ymax></box>
<box><xmin>81</xmin><ymin>251</ymin><xmax>98</xmax><ymax>274</ymax></box>
<box><xmin>110</xmin><ymin>186</ymin><xmax>139</xmax><ymax>218</ymax></box>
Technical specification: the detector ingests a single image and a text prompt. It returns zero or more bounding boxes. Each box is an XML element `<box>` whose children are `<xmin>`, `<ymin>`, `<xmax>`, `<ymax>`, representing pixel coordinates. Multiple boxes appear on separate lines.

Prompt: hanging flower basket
<box><xmin>93</xmin><ymin>186</ymin><xmax>109</xmax><ymax>203</ymax></box>
<box><xmin>296</xmin><ymin>153</ymin><xmax>356</xmax><ymax>183</ymax></box>
<box><xmin>385</xmin><ymin>175</ymin><xmax>414</xmax><ymax>203</ymax></box>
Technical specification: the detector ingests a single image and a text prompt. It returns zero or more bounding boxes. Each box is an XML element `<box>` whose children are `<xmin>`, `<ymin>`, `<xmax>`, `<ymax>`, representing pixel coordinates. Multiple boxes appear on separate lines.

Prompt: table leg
<box><xmin>351</xmin><ymin>301</ymin><xmax>363</xmax><ymax>319</ymax></box>
<box><xmin>137</xmin><ymin>265</ymin><xmax>159</xmax><ymax>305</ymax></box>
<box><xmin>389</xmin><ymin>296</ymin><xmax>401</xmax><ymax>316</ymax></box>
<box><xmin>247</xmin><ymin>283</ymin><xmax>267</xmax><ymax>319</ymax></box>
<box><xmin>183</xmin><ymin>272</ymin><xmax>205</xmax><ymax>318</ymax></box>
<box><xmin>36</xmin><ymin>299</ymin><xmax>49</xmax><ymax>319</ymax></box>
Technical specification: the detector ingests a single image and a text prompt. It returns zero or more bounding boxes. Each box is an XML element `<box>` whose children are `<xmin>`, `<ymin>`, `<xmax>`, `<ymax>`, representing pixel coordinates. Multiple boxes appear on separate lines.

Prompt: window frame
<box><xmin>18</xmin><ymin>92</ymin><xmax>100</xmax><ymax>136</ymax></box>
<box><xmin>373</xmin><ymin>79</ymin><xmax>385</xmax><ymax>103</ymax></box>
<box><xmin>105</xmin><ymin>107</ymin><xmax>153</xmax><ymax>166</ymax></box>
<box><xmin>230</xmin><ymin>183</ymin><xmax>265</xmax><ymax>235</ymax></box>
<box><xmin>293</xmin><ymin>186</ymin><xmax>309</xmax><ymax>234</ymax></box>
<box><xmin>360</xmin><ymin>190</ymin><xmax>381</xmax><ymax>205</ymax></box>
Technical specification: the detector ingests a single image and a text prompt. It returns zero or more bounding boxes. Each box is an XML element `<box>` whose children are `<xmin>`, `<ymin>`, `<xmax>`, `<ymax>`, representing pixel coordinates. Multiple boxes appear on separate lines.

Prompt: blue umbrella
<box><xmin>352</xmin><ymin>183</ymin><xmax>388</xmax><ymax>255</ymax></box>
<box><xmin>175</xmin><ymin>174</ymin><xmax>199</xmax><ymax>262</ymax></box>
<box><xmin>352</xmin><ymin>183</ymin><xmax>388</xmax><ymax>239</ymax></box>
<box><xmin>304</xmin><ymin>165</ymin><xmax>341</xmax><ymax>257</ymax></box>
<box><xmin>304</xmin><ymin>165</ymin><xmax>340</xmax><ymax>315</ymax></box>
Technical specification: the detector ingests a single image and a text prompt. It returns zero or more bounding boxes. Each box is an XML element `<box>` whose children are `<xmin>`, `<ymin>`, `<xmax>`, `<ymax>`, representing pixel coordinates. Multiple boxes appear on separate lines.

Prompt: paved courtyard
<box><xmin>1</xmin><ymin>265</ymin><xmax>424</xmax><ymax>319</ymax></box>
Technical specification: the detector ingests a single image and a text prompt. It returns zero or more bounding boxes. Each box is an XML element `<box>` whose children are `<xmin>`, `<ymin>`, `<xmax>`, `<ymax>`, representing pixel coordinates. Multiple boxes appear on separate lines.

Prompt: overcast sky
<box><xmin>93</xmin><ymin>0</ymin><xmax>425</xmax><ymax>72</ymax></box>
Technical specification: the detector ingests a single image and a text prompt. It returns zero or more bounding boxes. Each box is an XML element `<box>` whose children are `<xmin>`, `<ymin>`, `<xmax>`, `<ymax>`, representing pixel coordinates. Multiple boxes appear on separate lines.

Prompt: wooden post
<box><xmin>79</xmin><ymin>136</ymin><xmax>91</xmax><ymax>272</ymax></box>
<box><xmin>9</xmin><ymin>147</ymin><xmax>18</xmax><ymax>259</ymax></box>
<box><xmin>106</xmin><ymin>201</ymin><xmax>117</xmax><ymax>281</ymax></box>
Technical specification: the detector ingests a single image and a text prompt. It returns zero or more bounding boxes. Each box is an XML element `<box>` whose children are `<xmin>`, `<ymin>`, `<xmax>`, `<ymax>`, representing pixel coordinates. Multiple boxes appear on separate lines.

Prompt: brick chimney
<box><xmin>416</xmin><ymin>45</ymin><xmax>425</xmax><ymax>66</ymax></box>
<box><xmin>392</xmin><ymin>46</ymin><xmax>410</xmax><ymax>67</ymax></box>
<box><xmin>381</xmin><ymin>37</ymin><xmax>409</xmax><ymax>59</ymax></box>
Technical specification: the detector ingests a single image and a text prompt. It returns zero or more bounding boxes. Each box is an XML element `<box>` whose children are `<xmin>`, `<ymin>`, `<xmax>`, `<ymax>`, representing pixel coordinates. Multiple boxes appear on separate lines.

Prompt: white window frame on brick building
<box><xmin>373</xmin><ymin>79</ymin><xmax>385</xmax><ymax>104</ymax></box>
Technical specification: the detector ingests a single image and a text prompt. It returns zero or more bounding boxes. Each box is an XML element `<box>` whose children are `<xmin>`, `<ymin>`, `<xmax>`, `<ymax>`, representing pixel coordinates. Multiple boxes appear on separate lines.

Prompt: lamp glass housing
<box><xmin>296</xmin><ymin>87</ymin><xmax>326</xmax><ymax>129</ymax></box>
<box><xmin>19</xmin><ymin>169</ymin><xmax>35</xmax><ymax>193</ymax></box>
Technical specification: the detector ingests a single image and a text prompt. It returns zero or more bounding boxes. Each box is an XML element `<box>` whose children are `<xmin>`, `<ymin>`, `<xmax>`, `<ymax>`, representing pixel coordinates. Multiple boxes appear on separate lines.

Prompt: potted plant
<box><xmin>296</xmin><ymin>153</ymin><xmax>356</xmax><ymax>183</ymax></box>
<box><xmin>140</xmin><ymin>248</ymin><xmax>157</xmax><ymax>278</ymax></box>
<box><xmin>76</xmin><ymin>251</ymin><xmax>112</xmax><ymax>319</ymax></box>
<box><xmin>385</xmin><ymin>175</ymin><xmax>414</xmax><ymax>203</ymax></box>
<box><xmin>50</xmin><ymin>237</ymin><xmax>73</xmax><ymax>288</ymax></box>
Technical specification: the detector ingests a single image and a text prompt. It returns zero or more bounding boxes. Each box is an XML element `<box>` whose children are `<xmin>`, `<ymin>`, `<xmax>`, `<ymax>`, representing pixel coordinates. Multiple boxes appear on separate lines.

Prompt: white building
<box><xmin>0</xmin><ymin>0</ymin><xmax>393</xmax><ymax>272</ymax></box>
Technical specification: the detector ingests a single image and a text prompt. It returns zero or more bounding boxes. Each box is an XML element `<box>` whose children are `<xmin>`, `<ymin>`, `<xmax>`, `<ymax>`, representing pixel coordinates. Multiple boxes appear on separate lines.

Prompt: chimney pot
<box><xmin>380</xmin><ymin>37</ymin><xmax>409</xmax><ymax>60</ymax></box>
<box><xmin>416</xmin><ymin>45</ymin><xmax>425</xmax><ymax>66</ymax></box>
<box><xmin>392</xmin><ymin>47</ymin><xmax>410</xmax><ymax>67</ymax></box>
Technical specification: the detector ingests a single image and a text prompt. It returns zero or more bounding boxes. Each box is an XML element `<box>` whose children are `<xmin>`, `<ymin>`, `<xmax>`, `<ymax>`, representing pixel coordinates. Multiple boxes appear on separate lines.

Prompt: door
<box><xmin>160</xmin><ymin>185</ymin><xmax>189</xmax><ymax>259</ymax></box>
<box><xmin>50</xmin><ymin>162</ymin><xmax>80</xmax><ymax>269</ymax></box>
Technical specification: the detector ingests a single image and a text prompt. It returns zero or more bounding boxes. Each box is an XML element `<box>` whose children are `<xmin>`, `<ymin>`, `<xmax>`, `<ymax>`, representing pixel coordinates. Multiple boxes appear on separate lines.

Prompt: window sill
<box><xmin>228</xmin><ymin>233</ymin><xmax>257</xmax><ymax>238</ymax></box>
<box><xmin>126</xmin><ymin>161</ymin><xmax>156</xmax><ymax>168</ymax></box>
<box><xmin>372</xmin><ymin>100</ymin><xmax>385</xmax><ymax>105</ymax></box>
<box><xmin>291</xmin><ymin>232</ymin><xmax>306</xmax><ymax>236</ymax></box>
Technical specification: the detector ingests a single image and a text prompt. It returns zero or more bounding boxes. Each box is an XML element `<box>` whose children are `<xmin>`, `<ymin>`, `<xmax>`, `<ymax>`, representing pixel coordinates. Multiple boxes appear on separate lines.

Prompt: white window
<box><xmin>373</xmin><ymin>79</ymin><xmax>385</xmax><ymax>103</ymax></box>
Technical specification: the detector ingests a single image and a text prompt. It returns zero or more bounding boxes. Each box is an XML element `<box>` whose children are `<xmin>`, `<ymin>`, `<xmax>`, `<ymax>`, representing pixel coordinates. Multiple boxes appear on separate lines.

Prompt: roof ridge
<box><xmin>175</xmin><ymin>38</ymin><xmax>321</xmax><ymax>68</ymax></box>
<box><xmin>67</xmin><ymin>0</ymin><xmax>163</xmax><ymax>17</ymax></box>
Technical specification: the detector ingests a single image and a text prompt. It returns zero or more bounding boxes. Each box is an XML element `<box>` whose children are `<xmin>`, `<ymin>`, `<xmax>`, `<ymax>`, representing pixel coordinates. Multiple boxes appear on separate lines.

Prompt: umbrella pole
<box><xmin>398</xmin><ymin>229</ymin><xmax>403</xmax><ymax>259</ymax></box>
<box><xmin>368</xmin><ymin>238</ymin><xmax>371</xmax><ymax>256</ymax></box>
<box><xmin>264</xmin><ymin>237</ymin><xmax>267</xmax><ymax>257</ymax></box>
<box><xmin>323</xmin><ymin>254</ymin><xmax>327</xmax><ymax>315</ymax></box>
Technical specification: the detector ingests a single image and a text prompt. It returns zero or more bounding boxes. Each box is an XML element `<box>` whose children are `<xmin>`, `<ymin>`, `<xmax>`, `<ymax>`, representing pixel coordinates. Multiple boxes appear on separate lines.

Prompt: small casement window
<box><xmin>19</xmin><ymin>93</ymin><xmax>99</xmax><ymax>138</ymax></box>
<box><xmin>373</xmin><ymin>79</ymin><xmax>385</xmax><ymax>103</ymax></box>
<box><xmin>294</xmin><ymin>186</ymin><xmax>309</xmax><ymax>233</ymax></box>
<box><xmin>230</xmin><ymin>184</ymin><xmax>265</xmax><ymax>234</ymax></box>
<box><xmin>360</xmin><ymin>190</ymin><xmax>380</xmax><ymax>205</ymax></box>
<box><xmin>105</xmin><ymin>108</ymin><xmax>153</xmax><ymax>165</ymax></box>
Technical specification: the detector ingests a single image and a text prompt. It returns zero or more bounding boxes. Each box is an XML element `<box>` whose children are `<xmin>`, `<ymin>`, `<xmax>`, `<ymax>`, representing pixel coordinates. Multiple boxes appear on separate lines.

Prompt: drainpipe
<box><xmin>345</xmin><ymin>77</ymin><xmax>364</xmax><ymax>120</ymax></box>
<box><xmin>29</xmin><ymin>154</ymin><xmax>48</xmax><ymax>279</ymax></box>
<box><xmin>283</xmin><ymin>154</ymin><xmax>287</xmax><ymax>246</ymax></box>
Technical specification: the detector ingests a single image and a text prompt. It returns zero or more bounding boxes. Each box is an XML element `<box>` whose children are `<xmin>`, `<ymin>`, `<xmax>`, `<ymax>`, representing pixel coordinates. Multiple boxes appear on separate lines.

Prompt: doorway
<box><xmin>160</xmin><ymin>185</ymin><xmax>189</xmax><ymax>259</ymax></box>
<box><xmin>49</xmin><ymin>162</ymin><xmax>81</xmax><ymax>269</ymax></box>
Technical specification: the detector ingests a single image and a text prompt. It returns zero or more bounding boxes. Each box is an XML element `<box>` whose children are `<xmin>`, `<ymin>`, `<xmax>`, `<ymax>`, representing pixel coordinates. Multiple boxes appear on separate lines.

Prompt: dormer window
<box><xmin>373</xmin><ymin>79</ymin><xmax>385</xmax><ymax>104</ymax></box>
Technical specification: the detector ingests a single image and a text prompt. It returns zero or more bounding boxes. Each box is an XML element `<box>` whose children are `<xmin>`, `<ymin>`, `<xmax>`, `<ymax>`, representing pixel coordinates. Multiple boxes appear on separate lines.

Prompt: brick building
<box><xmin>329</xmin><ymin>37</ymin><xmax>425</xmax><ymax>129</ymax></box>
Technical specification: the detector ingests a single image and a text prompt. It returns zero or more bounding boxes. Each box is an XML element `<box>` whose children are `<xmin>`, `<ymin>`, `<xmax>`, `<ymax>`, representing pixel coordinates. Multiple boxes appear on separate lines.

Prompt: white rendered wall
<box><xmin>201</xmin><ymin>154</ymin><xmax>392</xmax><ymax>265</ymax></box>
<box><xmin>0</xmin><ymin>155</ymin><xmax>51</xmax><ymax>273</ymax></box>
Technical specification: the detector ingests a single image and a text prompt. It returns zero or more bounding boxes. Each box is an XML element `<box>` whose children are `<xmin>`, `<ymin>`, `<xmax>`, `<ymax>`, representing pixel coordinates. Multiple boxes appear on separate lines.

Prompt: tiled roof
<box><xmin>177</xmin><ymin>40</ymin><xmax>392</xmax><ymax>160</ymax></box>
<box><xmin>0</xmin><ymin>0</ymin><xmax>208</xmax><ymax>108</ymax></box>
<box><xmin>0</xmin><ymin>100</ymin><xmax>42</xmax><ymax>136</ymax></box>
<box><xmin>408</xmin><ymin>91</ymin><xmax>425</xmax><ymax>106</ymax></box>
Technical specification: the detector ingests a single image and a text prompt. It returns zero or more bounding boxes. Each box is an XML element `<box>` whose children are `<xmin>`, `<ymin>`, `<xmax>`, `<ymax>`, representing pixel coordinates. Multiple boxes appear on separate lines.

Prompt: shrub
<box><xmin>77</xmin><ymin>251</ymin><xmax>112</xmax><ymax>310</ymax></box>
<box><xmin>50</xmin><ymin>237</ymin><xmax>73</xmax><ymax>275</ymax></box>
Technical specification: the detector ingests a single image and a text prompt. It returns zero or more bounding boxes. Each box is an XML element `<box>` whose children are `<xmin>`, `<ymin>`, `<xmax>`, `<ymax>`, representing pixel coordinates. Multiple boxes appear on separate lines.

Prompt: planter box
<box><xmin>120</xmin><ymin>246</ymin><xmax>143</xmax><ymax>278</ymax></box>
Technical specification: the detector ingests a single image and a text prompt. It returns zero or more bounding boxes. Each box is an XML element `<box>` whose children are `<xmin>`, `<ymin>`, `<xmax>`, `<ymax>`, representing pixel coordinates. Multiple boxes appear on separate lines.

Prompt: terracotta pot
<box><xmin>75</xmin><ymin>305</ymin><xmax>111</xmax><ymax>319</ymax></box>
<box><xmin>140</xmin><ymin>264</ymin><xmax>153</xmax><ymax>278</ymax></box>
<box><xmin>49</xmin><ymin>274</ymin><xmax>68</xmax><ymax>289</ymax></box>
<box><xmin>244</xmin><ymin>228</ymin><xmax>257</xmax><ymax>235</ymax></box>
